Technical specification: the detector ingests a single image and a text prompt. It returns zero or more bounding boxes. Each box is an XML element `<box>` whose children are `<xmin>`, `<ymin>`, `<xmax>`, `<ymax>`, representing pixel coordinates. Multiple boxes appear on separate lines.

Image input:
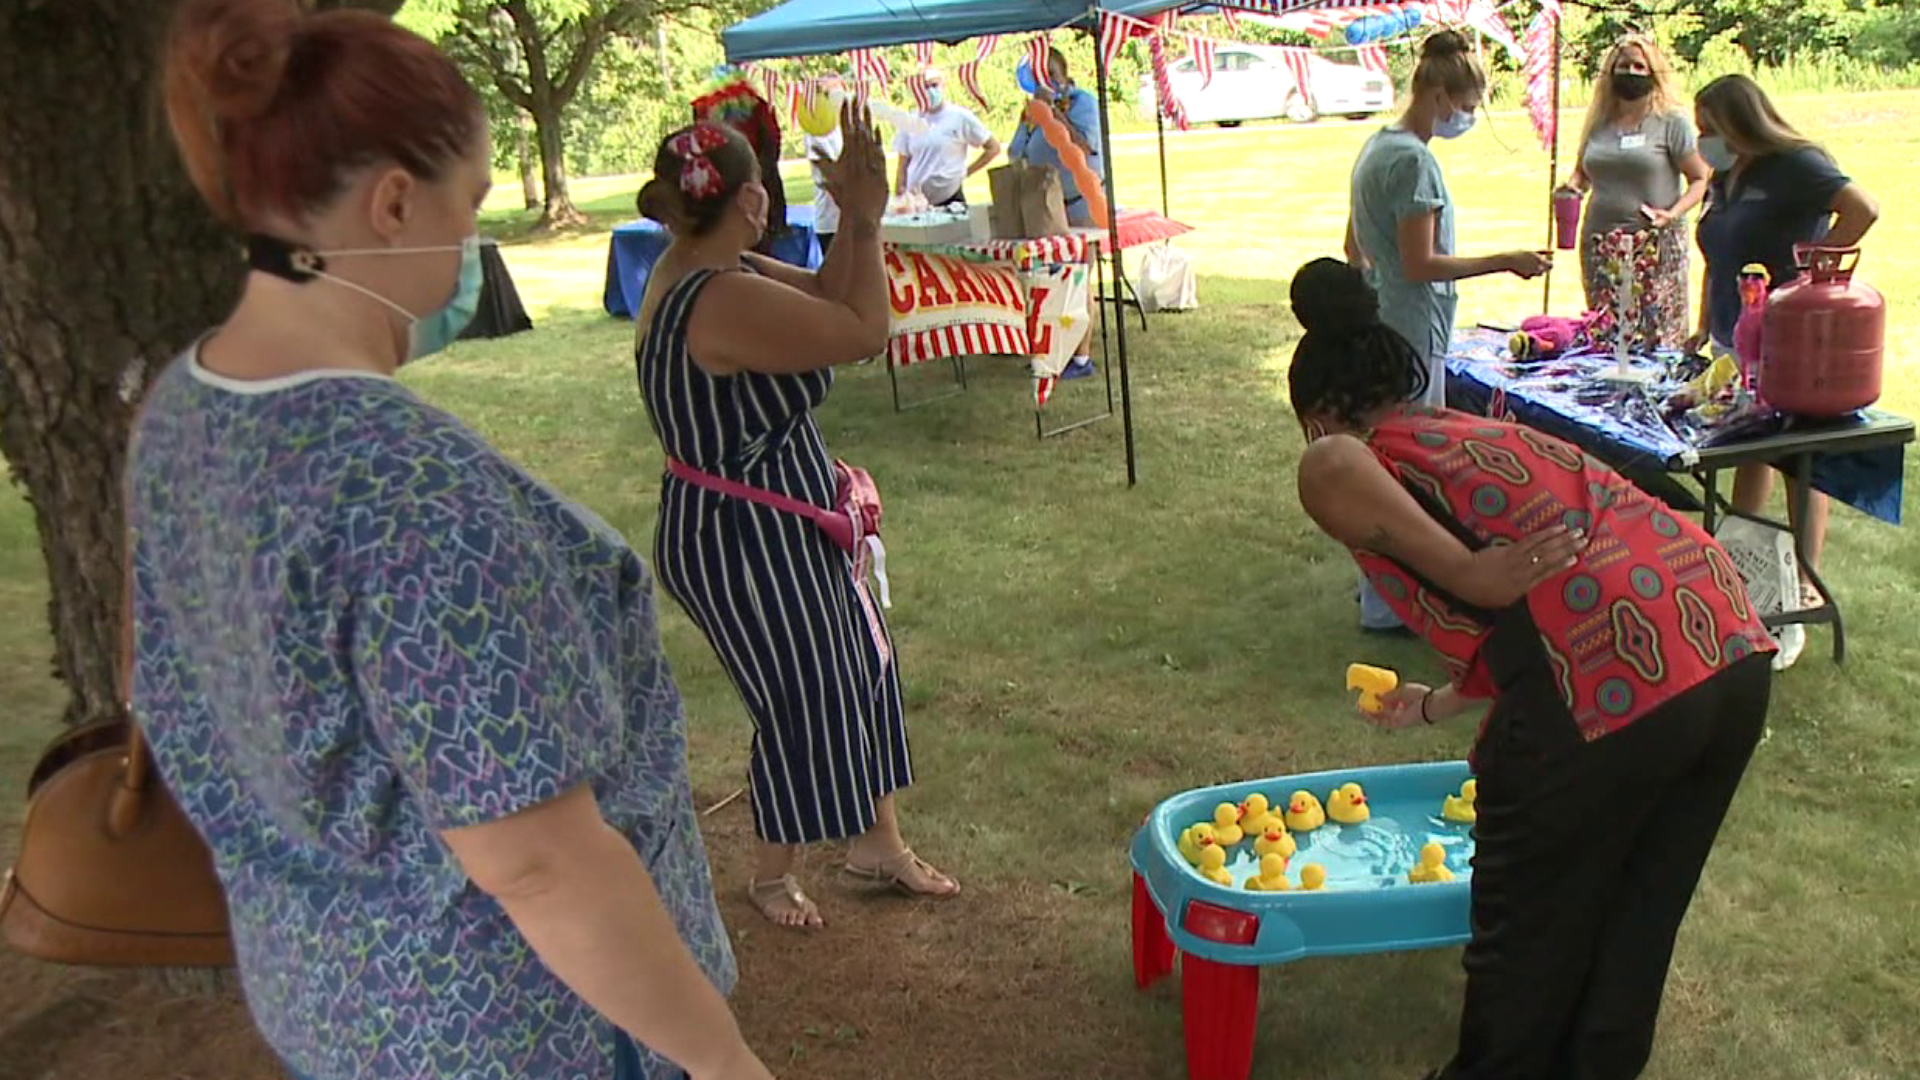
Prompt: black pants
<box><xmin>1437</xmin><ymin>652</ymin><xmax>1771</xmax><ymax>1080</ymax></box>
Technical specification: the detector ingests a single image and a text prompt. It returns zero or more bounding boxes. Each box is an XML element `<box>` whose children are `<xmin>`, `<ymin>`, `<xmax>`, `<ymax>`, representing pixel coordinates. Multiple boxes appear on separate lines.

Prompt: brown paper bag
<box><xmin>1018</xmin><ymin>164</ymin><xmax>1069</xmax><ymax>237</ymax></box>
<box><xmin>988</xmin><ymin>164</ymin><xmax>1025</xmax><ymax>239</ymax></box>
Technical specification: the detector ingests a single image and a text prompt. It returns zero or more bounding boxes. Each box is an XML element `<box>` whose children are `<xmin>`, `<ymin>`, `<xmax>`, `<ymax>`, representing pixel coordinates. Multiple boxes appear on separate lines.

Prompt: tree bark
<box><xmin>0</xmin><ymin>1</ymin><xmax>241</xmax><ymax>728</ymax></box>
<box><xmin>0</xmin><ymin>0</ymin><xmax>408</xmax><ymax>731</ymax></box>
<box><xmin>516</xmin><ymin>115</ymin><xmax>540</xmax><ymax>210</ymax></box>
<box><xmin>529</xmin><ymin>100</ymin><xmax>586</xmax><ymax>228</ymax></box>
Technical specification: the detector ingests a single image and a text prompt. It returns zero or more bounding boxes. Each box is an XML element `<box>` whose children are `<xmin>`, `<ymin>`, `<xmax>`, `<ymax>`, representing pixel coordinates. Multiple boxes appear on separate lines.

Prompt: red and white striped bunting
<box><xmin>1357</xmin><ymin>44</ymin><xmax>1390</xmax><ymax>75</ymax></box>
<box><xmin>905</xmin><ymin>72</ymin><xmax>932</xmax><ymax>113</ymax></box>
<box><xmin>912</xmin><ymin>41</ymin><xmax>935</xmax><ymax>68</ymax></box>
<box><xmin>956</xmin><ymin>60</ymin><xmax>990</xmax><ymax>109</ymax></box>
<box><xmin>975</xmin><ymin>35</ymin><xmax>1001</xmax><ymax>61</ymax></box>
<box><xmin>1188</xmin><ymin>34</ymin><xmax>1216</xmax><ymax>88</ymax></box>
<box><xmin>1025</xmin><ymin>33</ymin><xmax>1051</xmax><ymax>90</ymax></box>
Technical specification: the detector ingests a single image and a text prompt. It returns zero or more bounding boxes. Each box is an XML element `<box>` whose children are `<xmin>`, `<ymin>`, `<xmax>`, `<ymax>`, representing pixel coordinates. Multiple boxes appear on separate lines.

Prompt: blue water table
<box><xmin>1130</xmin><ymin>760</ymin><xmax>1478</xmax><ymax>1080</ymax></box>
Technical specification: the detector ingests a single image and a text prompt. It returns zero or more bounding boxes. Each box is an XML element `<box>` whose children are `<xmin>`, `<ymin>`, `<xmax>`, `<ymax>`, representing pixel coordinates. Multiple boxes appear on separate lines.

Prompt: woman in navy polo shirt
<box><xmin>1691</xmin><ymin>74</ymin><xmax>1880</xmax><ymax>646</ymax></box>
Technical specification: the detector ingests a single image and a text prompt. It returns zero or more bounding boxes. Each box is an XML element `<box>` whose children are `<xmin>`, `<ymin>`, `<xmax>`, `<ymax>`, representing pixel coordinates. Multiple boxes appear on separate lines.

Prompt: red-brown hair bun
<box><xmin>163</xmin><ymin>0</ymin><xmax>481</xmax><ymax>229</ymax></box>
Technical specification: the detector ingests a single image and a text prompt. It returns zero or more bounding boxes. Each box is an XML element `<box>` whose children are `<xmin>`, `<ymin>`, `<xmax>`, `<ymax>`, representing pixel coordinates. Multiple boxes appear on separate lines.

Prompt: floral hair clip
<box><xmin>668</xmin><ymin>124</ymin><xmax>731</xmax><ymax>200</ymax></box>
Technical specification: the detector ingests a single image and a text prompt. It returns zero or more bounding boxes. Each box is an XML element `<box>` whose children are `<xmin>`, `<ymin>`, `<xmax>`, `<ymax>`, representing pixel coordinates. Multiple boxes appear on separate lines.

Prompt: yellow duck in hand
<box><xmin>1198</xmin><ymin>843</ymin><xmax>1234</xmax><ymax>886</ymax></box>
<box><xmin>1299</xmin><ymin>864</ymin><xmax>1327</xmax><ymax>891</ymax></box>
<box><xmin>1283</xmin><ymin>790</ymin><xmax>1326</xmax><ymax>833</ymax></box>
<box><xmin>1239</xmin><ymin>793</ymin><xmax>1281</xmax><ymax>835</ymax></box>
<box><xmin>1408</xmin><ymin>842</ymin><xmax>1454</xmax><ymax>884</ymax></box>
<box><xmin>1327</xmin><ymin>782</ymin><xmax>1371</xmax><ymax>825</ymax></box>
<box><xmin>1253</xmin><ymin>825</ymin><xmax>1297</xmax><ymax>861</ymax></box>
<box><xmin>1210</xmin><ymin>802</ymin><xmax>1245</xmax><ymax>847</ymax></box>
<box><xmin>1442</xmin><ymin>779</ymin><xmax>1478</xmax><ymax>824</ymax></box>
<box><xmin>1346</xmin><ymin>663</ymin><xmax>1400</xmax><ymax>714</ymax></box>
<box><xmin>1178</xmin><ymin>822</ymin><xmax>1218</xmax><ymax>866</ymax></box>
<box><xmin>1243</xmin><ymin>853</ymin><xmax>1292</xmax><ymax>892</ymax></box>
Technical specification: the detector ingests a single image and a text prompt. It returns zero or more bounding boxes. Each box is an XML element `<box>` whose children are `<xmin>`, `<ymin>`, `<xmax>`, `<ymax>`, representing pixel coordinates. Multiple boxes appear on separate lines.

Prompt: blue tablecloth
<box><xmin>1444</xmin><ymin>328</ymin><xmax>1908</xmax><ymax>525</ymax></box>
<box><xmin>602</xmin><ymin>206</ymin><xmax>821</xmax><ymax>318</ymax></box>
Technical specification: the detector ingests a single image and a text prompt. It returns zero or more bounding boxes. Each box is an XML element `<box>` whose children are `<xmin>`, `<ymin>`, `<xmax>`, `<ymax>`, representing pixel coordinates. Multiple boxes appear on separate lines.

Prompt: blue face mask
<box><xmin>1698</xmin><ymin>135</ymin><xmax>1736</xmax><ymax>173</ymax></box>
<box><xmin>407</xmin><ymin>236</ymin><xmax>484</xmax><ymax>361</ymax></box>
<box><xmin>925</xmin><ymin>85</ymin><xmax>946</xmax><ymax>109</ymax></box>
<box><xmin>247</xmin><ymin>232</ymin><xmax>485</xmax><ymax>364</ymax></box>
<box><xmin>1434</xmin><ymin>106</ymin><xmax>1476</xmax><ymax>140</ymax></box>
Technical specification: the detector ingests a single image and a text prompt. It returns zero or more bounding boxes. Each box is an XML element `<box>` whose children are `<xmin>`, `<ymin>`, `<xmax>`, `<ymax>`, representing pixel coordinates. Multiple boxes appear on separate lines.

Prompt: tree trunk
<box><xmin>530</xmin><ymin>101</ymin><xmax>587</xmax><ymax>229</ymax></box>
<box><xmin>0</xmin><ymin>2</ymin><xmax>242</xmax><ymax>728</ymax></box>
<box><xmin>0</xmin><ymin>0</ymin><xmax>405</xmax><ymax>732</ymax></box>
<box><xmin>516</xmin><ymin>114</ymin><xmax>540</xmax><ymax>211</ymax></box>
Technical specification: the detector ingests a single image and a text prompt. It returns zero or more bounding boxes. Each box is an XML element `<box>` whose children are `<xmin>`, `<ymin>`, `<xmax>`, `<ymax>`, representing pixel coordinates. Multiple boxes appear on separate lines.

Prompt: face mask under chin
<box><xmin>245</xmin><ymin>233</ymin><xmax>484</xmax><ymax>364</ymax></box>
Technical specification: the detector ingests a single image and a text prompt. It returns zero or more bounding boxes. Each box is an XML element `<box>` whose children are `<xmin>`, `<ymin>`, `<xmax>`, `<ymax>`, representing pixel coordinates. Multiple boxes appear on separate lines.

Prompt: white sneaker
<box><xmin>1771</xmin><ymin>622</ymin><xmax>1805</xmax><ymax>671</ymax></box>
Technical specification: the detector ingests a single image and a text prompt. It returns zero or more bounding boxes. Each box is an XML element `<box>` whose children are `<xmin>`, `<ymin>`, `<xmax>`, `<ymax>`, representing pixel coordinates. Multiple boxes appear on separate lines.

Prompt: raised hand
<box><xmin>818</xmin><ymin>100</ymin><xmax>887</xmax><ymax>228</ymax></box>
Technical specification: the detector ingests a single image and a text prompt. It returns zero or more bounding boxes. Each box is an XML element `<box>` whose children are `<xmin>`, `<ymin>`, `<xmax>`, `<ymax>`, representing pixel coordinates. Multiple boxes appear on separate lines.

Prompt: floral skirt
<box><xmin>1581</xmin><ymin>222</ymin><xmax>1690</xmax><ymax>354</ymax></box>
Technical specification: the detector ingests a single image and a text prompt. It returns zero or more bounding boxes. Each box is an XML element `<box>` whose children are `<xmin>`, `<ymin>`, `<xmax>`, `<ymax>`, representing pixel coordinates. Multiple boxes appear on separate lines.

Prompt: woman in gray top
<box><xmin>1560</xmin><ymin>34</ymin><xmax>1710</xmax><ymax>350</ymax></box>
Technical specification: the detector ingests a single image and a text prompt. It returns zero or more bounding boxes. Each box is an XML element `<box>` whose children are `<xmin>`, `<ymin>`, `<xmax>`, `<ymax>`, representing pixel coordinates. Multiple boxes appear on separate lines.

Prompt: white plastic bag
<box><xmin>1712</xmin><ymin>515</ymin><xmax>1804</xmax><ymax>670</ymax></box>
<box><xmin>1137</xmin><ymin>242</ymin><xmax>1197</xmax><ymax>313</ymax></box>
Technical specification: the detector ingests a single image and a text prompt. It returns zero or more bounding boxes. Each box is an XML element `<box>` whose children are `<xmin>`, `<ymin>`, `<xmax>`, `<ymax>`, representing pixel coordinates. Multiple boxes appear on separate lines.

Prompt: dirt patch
<box><xmin>0</xmin><ymin>794</ymin><xmax>1165</xmax><ymax>1080</ymax></box>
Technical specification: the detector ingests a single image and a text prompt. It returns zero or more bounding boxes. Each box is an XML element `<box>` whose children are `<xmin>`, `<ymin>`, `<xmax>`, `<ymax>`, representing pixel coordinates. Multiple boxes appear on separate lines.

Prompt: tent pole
<box><xmin>1092</xmin><ymin>10</ymin><xmax>1137</xmax><ymax>487</ymax></box>
<box><xmin>1156</xmin><ymin>100</ymin><xmax>1169</xmax><ymax>217</ymax></box>
<box><xmin>1543</xmin><ymin>13</ymin><xmax>1561</xmax><ymax>312</ymax></box>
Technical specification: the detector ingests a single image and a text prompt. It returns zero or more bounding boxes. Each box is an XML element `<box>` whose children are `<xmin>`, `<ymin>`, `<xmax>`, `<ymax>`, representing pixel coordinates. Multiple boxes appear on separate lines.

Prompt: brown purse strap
<box><xmin>115</xmin><ymin>404</ymin><xmax>151</xmax><ymax>822</ymax></box>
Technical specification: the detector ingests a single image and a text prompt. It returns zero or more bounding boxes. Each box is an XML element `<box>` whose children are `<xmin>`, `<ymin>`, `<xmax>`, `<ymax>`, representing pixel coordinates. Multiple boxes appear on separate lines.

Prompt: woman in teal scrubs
<box><xmin>1342</xmin><ymin>28</ymin><xmax>1553</xmax><ymax>633</ymax></box>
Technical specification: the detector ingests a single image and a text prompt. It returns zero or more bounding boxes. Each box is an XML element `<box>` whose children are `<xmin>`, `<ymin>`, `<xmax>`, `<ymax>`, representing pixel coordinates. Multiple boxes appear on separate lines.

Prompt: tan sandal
<box><xmin>842</xmin><ymin>847</ymin><xmax>960</xmax><ymax>898</ymax></box>
<box><xmin>747</xmin><ymin>875</ymin><xmax>824</xmax><ymax>929</ymax></box>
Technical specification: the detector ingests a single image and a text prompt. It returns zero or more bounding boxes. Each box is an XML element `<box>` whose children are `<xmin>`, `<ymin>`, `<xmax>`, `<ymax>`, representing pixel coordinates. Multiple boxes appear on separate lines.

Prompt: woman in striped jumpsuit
<box><xmin>631</xmin><ymin>112</ymin><xmax>958</xmax><ymax>929</ymax></box>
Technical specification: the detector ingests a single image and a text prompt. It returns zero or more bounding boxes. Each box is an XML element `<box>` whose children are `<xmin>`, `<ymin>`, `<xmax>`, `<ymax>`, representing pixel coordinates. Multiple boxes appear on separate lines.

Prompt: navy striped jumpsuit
<box><xmin>636</xmin><ymin>267</ymin><xmax>913</xmax><ymax>845</ymax></box>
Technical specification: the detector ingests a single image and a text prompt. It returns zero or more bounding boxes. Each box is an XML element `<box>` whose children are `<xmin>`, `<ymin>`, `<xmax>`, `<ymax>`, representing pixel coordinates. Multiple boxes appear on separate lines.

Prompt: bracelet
<box><xmin>1420</xmin><ymin>689</ymin><xmax>1437</xmax><ymax>725</ymax></box>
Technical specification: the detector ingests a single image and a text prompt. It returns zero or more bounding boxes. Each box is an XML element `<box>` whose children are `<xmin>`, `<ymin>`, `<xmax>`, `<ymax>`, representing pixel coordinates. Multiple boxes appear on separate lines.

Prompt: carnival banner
<box><xmin>884</xmin><ymin>248</ymin><xmax>1032</xmax><ymax>366</ymax></box>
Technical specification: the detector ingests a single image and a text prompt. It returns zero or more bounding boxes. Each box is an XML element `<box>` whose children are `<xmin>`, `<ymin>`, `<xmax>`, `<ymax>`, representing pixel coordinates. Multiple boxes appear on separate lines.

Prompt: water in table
<box><xmin>1215</xmin><ymin>807</ymin><xmax>1474</xmax><ymax>890</ymax></box>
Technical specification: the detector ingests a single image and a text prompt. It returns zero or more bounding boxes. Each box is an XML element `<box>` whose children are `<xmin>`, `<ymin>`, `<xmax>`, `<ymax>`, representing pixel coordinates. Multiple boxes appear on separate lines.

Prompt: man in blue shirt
<box><xmin>1008</xmin><ymin>48</ymin><xmax>1106</xmax><ymax>378</ymax></box>
<box><xmin>1009</xmin><ymin>48</ymin><xmax>1107</xmax><ymax>227</ymax></box>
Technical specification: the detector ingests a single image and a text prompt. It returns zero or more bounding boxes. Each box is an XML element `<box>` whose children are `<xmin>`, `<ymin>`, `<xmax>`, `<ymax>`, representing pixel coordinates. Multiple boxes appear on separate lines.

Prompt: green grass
<box><xmin>9</xmin><ymin>89</ymin><xmax>1920</xmax><ymax>1077</ymax></box>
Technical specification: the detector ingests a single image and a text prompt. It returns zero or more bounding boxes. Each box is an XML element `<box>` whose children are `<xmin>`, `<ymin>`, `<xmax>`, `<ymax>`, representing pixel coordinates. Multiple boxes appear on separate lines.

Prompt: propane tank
<box><xmin>1732</xmin><ymin>263</ymin><xmax>1770</xmax><ymax>400</ymax></box>
<box><xmin>1759</xmin><ymin>245</ymin><xmax>1886</xmax><ymax>418</ymax></box>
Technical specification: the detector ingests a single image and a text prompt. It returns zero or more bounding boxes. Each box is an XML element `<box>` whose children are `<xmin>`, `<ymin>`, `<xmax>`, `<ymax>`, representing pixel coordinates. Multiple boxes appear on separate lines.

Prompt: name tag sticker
<box><xmin>1619</xmin><ymin>133</ymin><xmax>1648</xmax><ymax>150</ymax></box>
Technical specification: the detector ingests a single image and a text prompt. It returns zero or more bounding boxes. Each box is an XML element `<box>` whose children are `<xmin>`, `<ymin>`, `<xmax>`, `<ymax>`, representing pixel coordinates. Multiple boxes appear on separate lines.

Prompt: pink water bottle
<box><xmin>1553</xmin><ymin>188</ymin><xmax>1582</xmax><ymax>251</ymax></box>
<box><xmin>1732</xmin><ymin>263</ymin><xmax>1770</xmax><ymax>401</ymax></box>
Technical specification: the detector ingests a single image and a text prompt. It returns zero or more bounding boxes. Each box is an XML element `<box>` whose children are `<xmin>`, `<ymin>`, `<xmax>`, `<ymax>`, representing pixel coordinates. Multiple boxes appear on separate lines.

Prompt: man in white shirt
<box><xmin>893</xmin><ymin>67</ymin><xmax>1000</xmax><ymax>208</ymax></box>
<box><xmin>804</xmin><ymin>74</ymin><xmax>846</xmax><ymax>254</ymax></box>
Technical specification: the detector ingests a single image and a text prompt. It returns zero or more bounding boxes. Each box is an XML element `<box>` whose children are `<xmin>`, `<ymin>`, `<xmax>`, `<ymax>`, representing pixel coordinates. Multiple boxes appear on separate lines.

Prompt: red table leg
<box><xmin>1132</xmin><ymin>872</ymin><xmax>1176</xmax><ymax>989</ymax></box>
<box><xmin>1179</xmin><ymin>901</ymin><xmax>1260</xmax><ymax>1080</ymax></box>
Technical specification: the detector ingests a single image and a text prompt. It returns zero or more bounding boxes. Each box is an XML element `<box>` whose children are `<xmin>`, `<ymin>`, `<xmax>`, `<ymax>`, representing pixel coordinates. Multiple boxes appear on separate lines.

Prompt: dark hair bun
<box><xmin>1420</xmin><ymin>29</ymin><xmax>1472</xmax><ymax>62</ymax></box>
<box><xmin>636</xmin><ymin>178</ymin><xmax>686</xmax><ymax>231</ymax></box>
<box><xmin>170</xmin><ymin>0</ymin><xmax>300</xmax><ymax>123</ymax></box>
<box><xmin>1290</xmin><ymin>257</ymin><xmax>1380</xmax><ymax>338</ymax></box>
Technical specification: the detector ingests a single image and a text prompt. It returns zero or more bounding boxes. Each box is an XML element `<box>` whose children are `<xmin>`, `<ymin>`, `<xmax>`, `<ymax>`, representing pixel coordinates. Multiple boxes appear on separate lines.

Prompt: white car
<box><xmin>1137</xmin><ymin>47</ymin><xmax>1395</xmax><ymax>127</ymax></box>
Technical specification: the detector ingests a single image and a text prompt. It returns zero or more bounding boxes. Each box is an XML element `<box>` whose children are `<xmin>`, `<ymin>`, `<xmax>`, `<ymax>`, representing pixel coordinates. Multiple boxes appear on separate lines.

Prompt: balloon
<box><xmin>1016</xmin><ymin>58</ymin><xmax>1039</xmax><ymax>96</ymax></box>
<box><xmin>1022</xmin><ymin>99</ymin><xmax>1110</xmax><ymax>230</ymax></box>
<box><xmin>797</xmin><ymin>87</ymin><xmax>838</xmax><ymax>137</ymax></box>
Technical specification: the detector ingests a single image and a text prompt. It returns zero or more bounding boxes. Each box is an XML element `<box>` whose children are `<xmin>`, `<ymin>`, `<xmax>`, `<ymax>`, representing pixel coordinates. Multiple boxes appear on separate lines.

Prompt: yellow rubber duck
<box><xmin>1210</xmin><ymin>802</ymin><xmax>1245</xmax><ymax>847</ymax></box>
<box><xmin>1243</xmin><ymin>853</ymin><xmax>1292</xmax><ymax>892</ymax></box>
<box><xmin>1298</xmin><ymin>864</ymin><xmax>1327</xmax><ymax>891</ymax></box>
<box><xmin>1442</xmin><ymin>779</ymin><xmax>1478</xmax><ymax>825</ymax></box>
<box><xmin>1197</xmin><ymin>843</ymin><xmax>1234</xmax><ymax>887</ymax></box>
<box><xmin>1283</xmin><ymin>790</ymin><xmax>1326</xmax><ymax>833</ymax></box>
<box><xmin>1239</xmin><ymin>792</ymin><xmax>1281</xmax><ymax>835</ymax></box>
<box><xmin>1327</xmin><ymin>782</ymin><xmax>1371</xmax><ymax>825</ymax></box>
<box><xmin>1345</xmin><ymin>663</ymin><xmax>1399</xmax><ymax>714</ymax></box>
<box><xmin>1408</xmin><ymin>842</ymin><xmax>1454</xmax><ymax>884</ymax></box>
<box><xmin>1177</xmin><ymin>823</ymin><xmax>1218</xmax><ymax>866</ymax></box>
<box><xmin>1253</xmin><ymin>825</ymin><xmax>1296</xmax><ymax>861</ymax></box>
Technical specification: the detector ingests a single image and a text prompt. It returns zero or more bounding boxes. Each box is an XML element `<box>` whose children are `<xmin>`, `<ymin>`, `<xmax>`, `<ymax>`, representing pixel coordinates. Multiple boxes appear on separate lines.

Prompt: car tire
<box><xmin>1344</xmin><ymin>113</ymin><xmax>1374</xmax><ymax>121</ymax></box>
<box><xmin>1216</xmin><ymin>120</ymin><xmax>1243</xmax><ymax>129</ymax></box>
<box><xmin>1284</xmin><ymin>92</ymin><xmax>1317</xmax><ymax>124</ymax></box>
